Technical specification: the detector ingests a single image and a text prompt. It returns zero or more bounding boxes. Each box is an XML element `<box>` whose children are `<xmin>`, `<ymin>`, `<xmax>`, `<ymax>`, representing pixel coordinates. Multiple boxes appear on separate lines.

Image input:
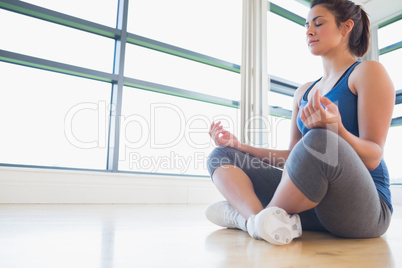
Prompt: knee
<box><xmin>302</xmin><ymin>128</ymin><xmax>338</xmax><ymax>152</ymax></box>
<box><xmin>206</xmin><ymin>146</ymin><xmax>239</xmax><ymax>176</ymax></box>
<box><xmin>289</xmin><ymin>129</ymin><xmax>341</xmax><ymax>168</ymax></box>
<box><xmin>298</xmin><ymin>128</ymin><xmax>342</xmax><ymax>158</ymax></box>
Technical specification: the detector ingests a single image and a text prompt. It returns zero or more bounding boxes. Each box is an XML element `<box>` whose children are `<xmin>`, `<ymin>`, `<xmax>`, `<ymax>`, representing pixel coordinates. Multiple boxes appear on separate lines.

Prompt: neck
<box><xmin>320</xmin><ymin>49</ymin><xmax>357</xmax><ymax>80</ymax></box>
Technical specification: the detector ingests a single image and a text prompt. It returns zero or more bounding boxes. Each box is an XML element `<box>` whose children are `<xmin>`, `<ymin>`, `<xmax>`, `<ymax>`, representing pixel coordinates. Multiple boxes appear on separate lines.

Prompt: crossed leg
<box><xmin>212</xmin><ymin>164</ymin><xmax>318</xmax><ymax>220</ymax></box>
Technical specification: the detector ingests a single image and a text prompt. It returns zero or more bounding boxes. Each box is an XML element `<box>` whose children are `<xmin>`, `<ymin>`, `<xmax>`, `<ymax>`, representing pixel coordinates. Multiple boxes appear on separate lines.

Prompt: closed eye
<box><xmin>305</xmin><ymin>22</ymin><xmax>323</xmax><ymax>29</ymax></box>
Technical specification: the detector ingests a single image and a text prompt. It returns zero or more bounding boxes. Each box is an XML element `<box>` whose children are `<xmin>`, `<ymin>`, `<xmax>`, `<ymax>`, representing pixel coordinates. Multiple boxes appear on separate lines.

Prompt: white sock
<box><xmin>246</xmin><ymin>215</ymin><xmax>260</xmax><ymax>239</ymax></box>
<box><xmin>237</xmin><ymin>214</ymin><xmax>247</xmax><ymax>232</ymax></box>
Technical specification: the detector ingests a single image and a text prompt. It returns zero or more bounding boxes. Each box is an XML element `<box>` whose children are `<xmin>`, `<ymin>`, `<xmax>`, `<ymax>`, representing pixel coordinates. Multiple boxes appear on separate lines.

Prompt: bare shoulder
<box><xmin>353</xmin><ymin>60</ymin><xmax>387</xmax><ymax>75</ymax></box>
<box><xmin>350</xmin><ymin>60</ymin><xmax>393</xmax><ymax>94</ymax></box>
<box><xmin>293</xmin><ymin>81</ymin><xmax>314</xmax><ymax>106</ymax></box>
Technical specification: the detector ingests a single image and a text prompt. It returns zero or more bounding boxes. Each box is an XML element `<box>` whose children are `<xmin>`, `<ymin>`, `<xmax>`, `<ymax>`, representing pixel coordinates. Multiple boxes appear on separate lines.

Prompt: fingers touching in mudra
<box><xmin>209</xmin><ymin>121</ymin><xmax>240</xmax><ymax>148</ymax></box>
<box><xmin>210</xmin><ymin>90</ymin><xmax>341</xmax><ymax>148</ymax></box>
<box><xmin>300</xmin><ymin>89</ymin><xmax>342</xmax><ymax>133</ymax></box>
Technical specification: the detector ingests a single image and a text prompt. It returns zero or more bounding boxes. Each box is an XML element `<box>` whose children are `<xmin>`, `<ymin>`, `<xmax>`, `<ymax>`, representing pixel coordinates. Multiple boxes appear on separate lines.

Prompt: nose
<box><xmin>306</xmin><ymin>25</ymin><xmax>315</xmax><ymax>37</ymax></box>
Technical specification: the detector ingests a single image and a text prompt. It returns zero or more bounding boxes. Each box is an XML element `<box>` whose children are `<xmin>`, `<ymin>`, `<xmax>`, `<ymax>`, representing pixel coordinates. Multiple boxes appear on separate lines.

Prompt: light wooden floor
<box><xmin>0</xmin><ymin>204</ymin><xmax>401</xmax><ymax>268</ymax></box>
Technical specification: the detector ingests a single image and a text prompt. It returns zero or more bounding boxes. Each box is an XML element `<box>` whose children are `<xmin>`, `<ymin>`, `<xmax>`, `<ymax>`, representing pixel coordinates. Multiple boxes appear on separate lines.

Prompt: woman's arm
<box><xmin>300</xmin><ymin>61</ymin><xmax>395</xmax><ymax>171</ymax></box>
<box><xmin>246</xmin><ymin>82</ymin><xmax>311</xmax><ymax>167</ymax></box>
<box><xmin>209</xmin><ymin>82</ymin><xmax>310</xmax><ymax>168</ymax></box>
<box><xmin>209</xmin><ymin>121</ymin><xmax>289</xmax><ymax>168</ymax></box>
<box><xmin>235</xmin><ymin>144</ymin><xmax>290</xmax><ymax>168</ymax></box>
<box><xmin>288</xmin><ymin>82</ymin><xmax>312</xmax><ymax>150</ymax></box>
<box><xmin>342</xmin><ymin>60</ymin><xmax>395</xmax><ymax>170</ymax></box>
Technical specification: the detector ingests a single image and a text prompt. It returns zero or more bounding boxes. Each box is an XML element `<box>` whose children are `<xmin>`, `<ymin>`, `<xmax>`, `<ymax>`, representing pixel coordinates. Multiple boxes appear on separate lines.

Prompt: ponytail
<box><xmin>349</xmin><ymin>6</ymin><xmax>370</xmax><ymax>57</ymax></box>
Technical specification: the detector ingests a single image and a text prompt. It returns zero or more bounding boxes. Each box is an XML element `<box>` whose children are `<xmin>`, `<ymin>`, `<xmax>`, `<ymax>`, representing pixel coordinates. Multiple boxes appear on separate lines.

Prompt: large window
<box><xmin>0</xmin><ymin>62</ymin><xmax>111</xmax><ymax>169</ymax></box>
<box><xmin>267</xmin><ymin>1</ymin><xmax>322</xmax><ymax>85</ymax></box>
<box><xmin>265</xmin><ymin>1</ymin><xmax>322</xmax><ymax>150</ymax></box>
<box><xmin>127</xmin><ymin>0</ymin><xmax>242</xmax><ymax>64</ymax></box>
<box><xmin>124</xmin><ymin>45</ymin><xmax>241</xmax><ymax>100</ymax></box>
<box><xmin>122</xmin><ymin>0</ymin><xmax>242</xmax><ymax>175</ymax></box>
<box><xmin>23</xmin><ymin>0</ymin><xmax>117</xmax><ymax>27</ymax></box>
<box><xmin>0</xmin><ymin>9</ymin><xmax>115</xmax><ymax>73</ymax></box>
<box><xmin>379</xmin><ymin>17</ymin><xmax>402</xmax><ymax>183</ymax></box>
<box><xmin>1</xmin><ymin>0</ymin><xmax>399</xmax><ymax>181</ymax></box>
<box><xmin>0</xmin><ymin>0</ymin><xmax>242</xmax><ymax>176</ymax></box>
<box><xmin>119</xmin><ymin>88</ymin><xmax>239</xmax><ymax>175</ymax></box>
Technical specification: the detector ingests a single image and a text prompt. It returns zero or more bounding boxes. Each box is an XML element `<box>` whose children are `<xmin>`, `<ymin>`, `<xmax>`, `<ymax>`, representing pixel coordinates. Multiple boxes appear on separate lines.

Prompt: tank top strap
<box><xmin>302</xmin><ymin>61</ymin><xmax>360</xmax><ymax>102</ymax></box>
<box><xmin>336</xmin><ymin>61</ymin><xmax>360</xmax><ymax>89</ymax></box>
<box><xmin>302</xmin><ymin>78</ymin><xmax>322</xmax><ymax>101</ymax></box>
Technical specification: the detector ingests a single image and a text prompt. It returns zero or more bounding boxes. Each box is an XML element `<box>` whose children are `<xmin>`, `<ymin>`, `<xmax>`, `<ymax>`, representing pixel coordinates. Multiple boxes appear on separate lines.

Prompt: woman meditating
<box><xmin>205</xmin><ymin>0</ymin><xmax>395</xmax><ymax>245</ymax></box>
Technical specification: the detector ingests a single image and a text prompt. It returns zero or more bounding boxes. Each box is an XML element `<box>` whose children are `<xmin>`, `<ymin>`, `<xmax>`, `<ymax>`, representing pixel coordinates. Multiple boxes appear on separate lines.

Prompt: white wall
<box><xmin>0</xmin><ymin>166</ymin><xmax>401</xmax><ymax>205</ymax></box>
<box><xmin>0</xmin><ymin>167</ymin><xmax>223</xmax><ymax>204</ymax></box>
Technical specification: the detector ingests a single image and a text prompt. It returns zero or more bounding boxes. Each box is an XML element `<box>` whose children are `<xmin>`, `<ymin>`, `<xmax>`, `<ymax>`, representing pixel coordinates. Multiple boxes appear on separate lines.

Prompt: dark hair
<box><xmin>310</xmin><ymin>0</ymin><xmax>370</xmax><ymax>57</ymax></box>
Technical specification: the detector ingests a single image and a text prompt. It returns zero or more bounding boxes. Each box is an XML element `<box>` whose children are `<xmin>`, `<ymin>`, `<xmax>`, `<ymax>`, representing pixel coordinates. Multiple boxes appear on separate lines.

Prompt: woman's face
<box><xmin>305</xmin><ymin>5</ymin><xmax>344</xmax><ymax>56</ymax></box>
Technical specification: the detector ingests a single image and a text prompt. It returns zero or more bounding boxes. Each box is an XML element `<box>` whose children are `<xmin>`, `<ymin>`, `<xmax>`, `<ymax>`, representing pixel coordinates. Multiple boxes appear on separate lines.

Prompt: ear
<box><xmin>341</xmin><ymin>19</ymin><xmax>354</xmax><ymax>36</ymax></box>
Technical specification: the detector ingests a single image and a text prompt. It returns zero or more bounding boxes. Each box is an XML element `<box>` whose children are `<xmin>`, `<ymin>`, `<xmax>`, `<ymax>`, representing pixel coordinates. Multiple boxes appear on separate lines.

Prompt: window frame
<box><xmin>1</xmin><ymin>0</ymin><xmax>399</xmax><ymax>180</ymax></box>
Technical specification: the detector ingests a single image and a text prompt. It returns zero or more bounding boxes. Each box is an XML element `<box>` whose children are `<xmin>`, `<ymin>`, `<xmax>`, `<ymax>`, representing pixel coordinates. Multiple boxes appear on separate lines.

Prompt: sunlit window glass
<box><xmin>127</xmin><ymin>0</ymin><xmax>242</xmax><ymax>64</ymax></box>
<box><xmin>378</xmin><ymin>19</ymin><xmax>402</xmax><ymax>49</ymax></box>
<box><xmin>266</xmin><ymin>91</ymin><xmax>293</xmax><ymax>149</ymax></box>
<box><xmin>379</xmin><ymin>19</ymin><xmax>402</xmax><ymax>183</ymax></box>
<box><xmin>268</xmin><ymin>91</ymin><xmax>293</xmax><ymax>111</ymax></box>
<box><xmin>125</xmin><ymin>45</ymin><xmax>241</xmax><ymax>100</ymax></box>
<box><xmin>384</xmin><ymin>126</ymin><xmax>402</xmax><ymax>182</ymax></box>
<box><xmin>269</xmin><ymin>0</ymin><xmax>309</xmax><ymax>18</ymax></box>
<box><xmin>22</xmin><ymin>0</ymin><xmax>118</xmax><ymax>27</ymax></box>
<box><xmin>267</xmin><ymin>13</ymin><xmax>322</xmax><ymax>85</ymax></box>
<box><xmin>0</xmin><ymin>63</ymin><xmax>111</xmax><ymax>169</ymax></box>
<box><xmin>119</xmin><ymin>88</ymin><xmax>240</xmax><ymax>175</ymax></box>
<box><xmin>392</xmin><ymin>104</ymin><xmax>402</xmax><ymax>119</ymax></box>
<box><xmin>0</xmin><ymin>9</ymin><xmax>115</xmax><ymax>73</ymax></box>
<box><xmin>380</xmin><ymin>49</ymin><xmax>402</xmax><ymax>91</ymax></box>
<box><xmin>264</xmin><ymin>116</ymin><xmax>292</xmax><ymax>150</ymax></box>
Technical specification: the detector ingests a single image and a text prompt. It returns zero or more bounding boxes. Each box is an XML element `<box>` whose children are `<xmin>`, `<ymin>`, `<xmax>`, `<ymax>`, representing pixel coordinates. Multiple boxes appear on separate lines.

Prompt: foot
<box><xmin>205</xmin><ymin>201</ymin><xmax>247</xmax><ymax>231</ymax></box>
<box><xmin>247</xmin><ymin>207</ymin><xmax>302</xmax><ymax>245</ymax></box>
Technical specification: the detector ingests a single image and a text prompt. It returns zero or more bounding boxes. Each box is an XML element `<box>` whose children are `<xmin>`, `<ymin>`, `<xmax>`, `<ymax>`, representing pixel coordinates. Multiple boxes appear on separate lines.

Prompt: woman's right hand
<box><xmin>209</xmin><ymin>121</ymin><xmax>241</xmax><ymax>148</ymax></box>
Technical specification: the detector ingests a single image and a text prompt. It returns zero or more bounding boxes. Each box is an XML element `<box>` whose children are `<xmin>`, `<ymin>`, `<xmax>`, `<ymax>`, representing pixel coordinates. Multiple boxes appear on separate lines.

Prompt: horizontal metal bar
<box><xmin>0</xmin><ymin>0</ymin><xmax>120</xmax><ymax>39</ymax></box>
<box><xmin>1</xmin><ymin>0</ymin><xmax>244</xmax><ymax>75</ymax></box>
<box><xmin>269</xmin><ymin>2</ymin><xmax>305</xmax><ymax>27</ymax></box>
<box><xmin>0</xmin><ymin>50</ymin><xmax>300</xmax><ymax>107</ymax></box>
<box><xmin>0</xmin><ymin>49</ymin><xmax>118</xmax><ymax>83</ymax></box>
<box><xmin>270</xmin><ymin>75</ymin><xmax>299</xmax><ymax>96</ymax></box>
<box><xmin>124</xmin><ymin>77</ymin><xmax>240</xmax><ymax>108</ymax></box>
<box><xmin>126</xmin><ymin>33</ymin><xmax>241</xmax><ymax>73</ymax></box>
<box><xmin>379</xmin><ymin>13</ymin><xmax>402</xmax><ymax>28</ymax></box>
<box><xmin>270</xmin><ymin>106</ymin><xmax>292</xmax><ymax>118</ymax></box>
<box><xmin>294</xmin><ymin>0</ymin><xmax>311</xmax><ymax>7</ymax></box>
<box><xmin>396</xmin><ymin>89</ymin><xmax>402</xmax><ymax>105</ymax></box>
<box><xmin>379</xmin><ymin>41</ymin><xmax>402</xmax><ymax>56</ymax></box>
<box><xmin>122</xmin><ymin>75</ymin><xmax>295</xmax><ymax>117</ymax></box>
<box><xmin>391</xmin><ymin>117</ymin><xmax>402</xmax><ymax>127</ymax></box>
<box><xmin>1</xmin><ymin>0</ymin><xmax>243</xmax><ymax>76</ymax></box>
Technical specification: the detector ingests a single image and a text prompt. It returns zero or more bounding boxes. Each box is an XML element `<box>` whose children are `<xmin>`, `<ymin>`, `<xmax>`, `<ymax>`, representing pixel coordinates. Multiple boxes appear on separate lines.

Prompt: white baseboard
<box><xmin>0</xmin><ymin>167</ymin><xmax>223</xmax><ymax>204</ymax></box>
<box><xmin>1</xmin><ymin>166</ymin><xmax>401</xmax><ymax>205</ymax></box>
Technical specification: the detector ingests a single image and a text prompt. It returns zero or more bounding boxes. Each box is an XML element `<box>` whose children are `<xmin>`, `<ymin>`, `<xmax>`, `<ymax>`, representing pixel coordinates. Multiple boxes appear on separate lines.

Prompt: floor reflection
<box><xmin>204</xmin><ymin>228</ymin><xmax>394</xmax><ymax>267</ymax></box>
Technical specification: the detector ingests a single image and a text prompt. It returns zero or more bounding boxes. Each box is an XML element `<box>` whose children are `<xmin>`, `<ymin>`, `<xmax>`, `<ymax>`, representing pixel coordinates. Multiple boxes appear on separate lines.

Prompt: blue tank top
<box><xmin>297</xmin><ymin>62</ymin><xmax>393</xmax><ymax>212</ymax></box>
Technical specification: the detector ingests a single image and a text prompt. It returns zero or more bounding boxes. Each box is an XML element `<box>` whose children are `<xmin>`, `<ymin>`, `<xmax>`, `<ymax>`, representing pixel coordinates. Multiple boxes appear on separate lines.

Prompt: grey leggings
<box><xmin>207</xmin><ymin>129</ymin><xmax>392</xmax><ymax>238</ymax></box>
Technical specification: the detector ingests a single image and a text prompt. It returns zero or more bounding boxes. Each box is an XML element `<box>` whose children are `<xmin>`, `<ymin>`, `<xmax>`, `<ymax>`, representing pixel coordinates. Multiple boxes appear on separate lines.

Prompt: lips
<box><xmin>308</xmin><ymin>40</ymin><xmax>319</xmax><ymax>46</ymax></box>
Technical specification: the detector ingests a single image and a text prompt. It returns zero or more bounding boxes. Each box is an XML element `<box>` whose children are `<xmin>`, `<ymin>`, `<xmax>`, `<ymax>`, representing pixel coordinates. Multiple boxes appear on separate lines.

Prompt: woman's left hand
<box><xmin>300</xmin><ymin>89</ymin><xmax>342</xmax><ymax>133</ymax></box>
